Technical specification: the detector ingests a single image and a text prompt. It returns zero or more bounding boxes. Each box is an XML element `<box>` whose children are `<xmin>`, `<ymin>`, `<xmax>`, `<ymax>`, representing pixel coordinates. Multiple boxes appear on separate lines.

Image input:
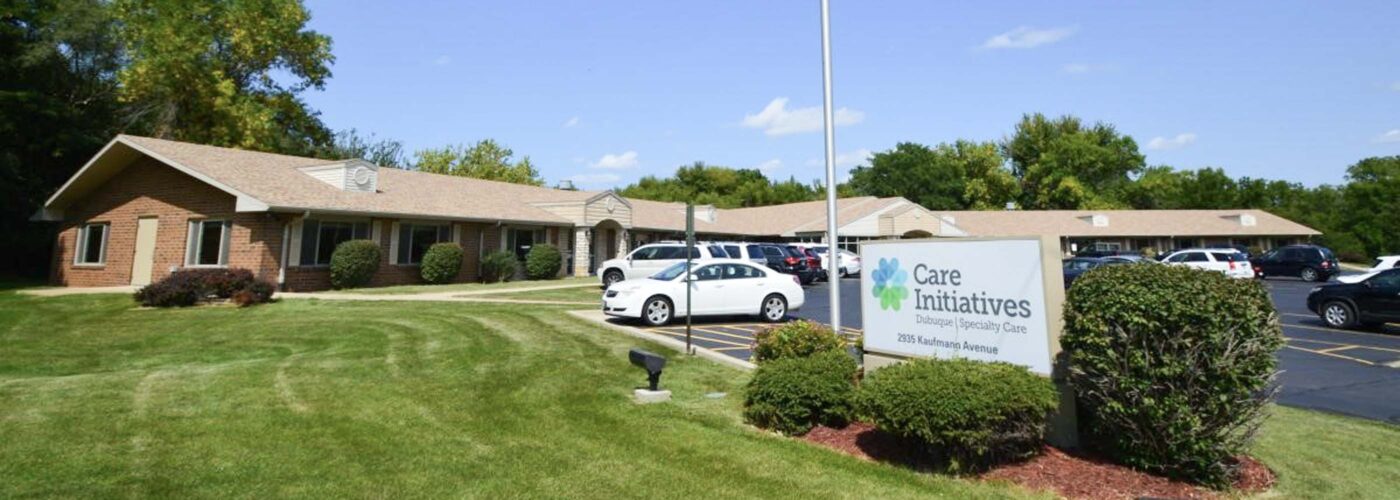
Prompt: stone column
<box><xmin>615</xmin><ymin>228</ymin><xmax>629</xmax><ymax>259</ymax></box>
<box><xmin>573</xmin><ymin>228</ymin><xmax>591</xmax><ymax>277</ymax></box>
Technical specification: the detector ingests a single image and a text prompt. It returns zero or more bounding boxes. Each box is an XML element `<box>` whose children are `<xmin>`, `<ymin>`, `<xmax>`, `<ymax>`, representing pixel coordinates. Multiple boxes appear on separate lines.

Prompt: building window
<box><xmin>74</xmin><ymin>223</ymin><xmax>109</xmax><ymax>265</ymax></box>
<box><xmin>300</xmin><ymin>219</ymin><xmax>370</xmax><ymax>266</ymax></box>
<box><xmin>397</xmin><ymin>223</ymin><xmax>450</xmax><ymax>265</ymax></box>
<box><xmin>506</xmin><ymin>227</ymin><xmax>547</xmax><ymax>261</ymax></box>
<box><xmin>186</xmin><ymin>220</ymin><xmax>231</xmax><ymax>266</ymax></box>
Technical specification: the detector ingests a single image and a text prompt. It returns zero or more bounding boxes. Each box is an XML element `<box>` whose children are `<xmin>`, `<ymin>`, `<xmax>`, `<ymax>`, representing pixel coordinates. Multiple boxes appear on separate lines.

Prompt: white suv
<box><xmin>1162</xmin><ymin>249</ymin><xmax>1254</xmax><ymax>279</ymax></box>
<box><xmin>598</xmin><ymin>243</ymin><xmax>730</xmax><ymax>287</ymax></box>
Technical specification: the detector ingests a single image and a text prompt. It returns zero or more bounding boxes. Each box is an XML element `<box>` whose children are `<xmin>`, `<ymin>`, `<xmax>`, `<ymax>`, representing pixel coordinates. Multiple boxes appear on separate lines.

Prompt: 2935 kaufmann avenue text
<box><xmin>861</xmin><ymin>238</ymin><xmax>1055</xmax><ymax>375</ymax></box>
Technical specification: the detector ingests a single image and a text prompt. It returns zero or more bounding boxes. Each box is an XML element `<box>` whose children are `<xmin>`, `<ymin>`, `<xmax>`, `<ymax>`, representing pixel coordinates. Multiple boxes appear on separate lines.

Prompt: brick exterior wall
<box><xmin>50</xmin><ymin>156</ymin><xmax>553</xmax><ymax>292</ymax></box>
<box><xmin>51</xmin><ymin>157</ymin><xmax>282</xmax><ymax>287</ymax></box>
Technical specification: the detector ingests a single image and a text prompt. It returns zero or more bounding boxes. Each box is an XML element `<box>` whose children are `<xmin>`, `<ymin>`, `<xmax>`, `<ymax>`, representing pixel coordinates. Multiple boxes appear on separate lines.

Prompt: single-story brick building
<box><xmin>35</xmin><ymin>136</ymin><xmax>1321</xmax><ymax>291</ymax></box>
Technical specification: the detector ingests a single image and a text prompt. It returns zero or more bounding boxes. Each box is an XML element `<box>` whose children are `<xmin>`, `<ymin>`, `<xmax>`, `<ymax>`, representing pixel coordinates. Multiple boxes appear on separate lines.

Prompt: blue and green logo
<box><xmin>871</xmin><ymin>257</ymin><xmax>909</xmax><ymax>311</ymax></box>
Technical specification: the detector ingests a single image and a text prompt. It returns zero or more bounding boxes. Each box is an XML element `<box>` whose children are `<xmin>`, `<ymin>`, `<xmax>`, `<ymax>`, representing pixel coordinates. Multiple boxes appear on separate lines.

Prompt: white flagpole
<box><xmin>819</xmin><ymin>0</ymin><xmax>841</xmax><ymax>336</ymax></box>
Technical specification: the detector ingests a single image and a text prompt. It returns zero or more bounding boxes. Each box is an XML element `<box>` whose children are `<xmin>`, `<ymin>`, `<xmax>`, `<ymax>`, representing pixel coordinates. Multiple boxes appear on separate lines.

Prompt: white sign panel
<box><xmin>860</xmin><ymin>239</ymin><xmax>1054</xmax><ymax>375</ymax></box>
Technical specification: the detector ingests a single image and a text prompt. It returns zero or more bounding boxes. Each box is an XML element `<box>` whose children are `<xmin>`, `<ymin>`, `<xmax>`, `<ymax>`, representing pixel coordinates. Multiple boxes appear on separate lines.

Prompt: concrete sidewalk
<box><xmin>277</xmin><ymin>291</ymin><xmax>595</xmax><ymax>306</ymax></box>
<box><xmin>18</xmin><ymin>286</ymin><xmax>136</xmax><ymax>297</ymax></box>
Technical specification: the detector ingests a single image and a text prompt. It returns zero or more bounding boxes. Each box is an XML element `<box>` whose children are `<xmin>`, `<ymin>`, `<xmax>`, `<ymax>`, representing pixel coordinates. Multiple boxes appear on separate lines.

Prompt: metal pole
<box><xmin>685</xmin><ymin>203</ymin><xmax>695</xmax><ymax>355</ymax></box>
<box><xmin>819</xmin><ymin>0</ymin><xmax>841</xmax><ymax>336</ymax></box>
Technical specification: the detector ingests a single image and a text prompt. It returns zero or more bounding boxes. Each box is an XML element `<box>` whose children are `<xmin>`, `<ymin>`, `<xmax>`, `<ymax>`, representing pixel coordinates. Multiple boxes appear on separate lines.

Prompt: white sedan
<box><xmin>603</xmin><ymin>261</ymin><xmax>805</xmax><ymax>326</ymax></box>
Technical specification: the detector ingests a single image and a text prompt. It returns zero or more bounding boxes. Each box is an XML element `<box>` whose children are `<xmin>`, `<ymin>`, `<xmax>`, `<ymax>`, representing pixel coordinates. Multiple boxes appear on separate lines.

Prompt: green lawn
<box><xmin>476</xmin><ymin>285</ymin><xmax>604</xmax><ymax>303</ymax></box>
<box><xmin>2</xmin><ymin>288</ymin><xmax>1396</xmax><ymax>498</ymax></box>
<box><xmin>343</xmin><ymin>275</ymin><xmax>598</xmax><ymax>295</ymax></box>
<box><xmin>0</xmin><ymin>290</ymin><xmax>1034</xmax><ymax>498</ymax></box>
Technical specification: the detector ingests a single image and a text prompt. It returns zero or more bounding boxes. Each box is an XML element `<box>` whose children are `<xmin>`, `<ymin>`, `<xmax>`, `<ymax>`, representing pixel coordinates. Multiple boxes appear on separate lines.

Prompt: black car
<box><xmin>1307</xmin><ymin>269</ymin><xmax>1400</xmax><ymax>329</ymax></box>
<box><xmin>755</xmin><ymin>244</ymin><xmax>817</xmax><ymax>285</ymax></box>
<box><xmin>1251</xmin><ymin>245</ymin><xmax>1340</xmax><ymax>282</ymax></box>
<box><xmin>1061</xmin><ymin>256</ymin><xmax>1140</xmax><ymax>288</ymax></box>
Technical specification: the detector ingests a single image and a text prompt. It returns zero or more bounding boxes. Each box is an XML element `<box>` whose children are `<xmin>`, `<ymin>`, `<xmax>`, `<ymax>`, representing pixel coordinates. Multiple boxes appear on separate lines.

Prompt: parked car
<box><xmin>1074</xmin><ymin>249</ymin><xmax>1135</xmax><ymax>258</ymax></box>
<box><xmin>1306</xmin><ymin>268</ymin><xmax>1400</xmax><ymax>329</ymax></box>
<box><xmin>742</xmin><ymin>243</ymin><xmax>814</xmax><ymax>285</ymax></box>
<box><xmin>788</xmin><ymin>245</ymin><xmax>826</xmax><ymax>282</ymax></box>
<box><xmin>1207</xmin><ymin>243</ymin><xmax>1253</xmax><ymax>258</ymax></box>
<box><xmin>1062</xmin><ymin>257</ymin><xmax>1106</xmax><ymax>288</ymax></box>
<box><xmin>597</xmin><ymin>243</ymin><xmax>729</xmax><ymax>287</ymax></box>
<box><xmin>1100</xmin><ymin>254</ymin><xmax>1155</xmax><ymax>265</ymax></box>
<box><xmin>807</xmin><ymin>245</ymin><xmax>861</xmax><ymax>278</ymax></box>
<box><xmin>602</xmin><ymin>261</ymin><xmax>805</xmax><ymax>326</ymax></box>
<box><xmin>1161</xmin><ymin>249</ymin><xmax>1255</xmax><ymax>279</ymax></box>
<box><xmin>1364</xmin><ymin>255</ymin><xmax>1400</xmax><ymax>272</ymax></box>
<box><xmin>1251</xmin><ymin>245</ymin><xmax>1340</xmax><ymax>282</ymax></box>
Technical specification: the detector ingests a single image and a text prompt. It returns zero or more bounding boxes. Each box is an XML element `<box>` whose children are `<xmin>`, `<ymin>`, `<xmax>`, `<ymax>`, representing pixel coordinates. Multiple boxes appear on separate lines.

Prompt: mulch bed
<box><xmin>803</xmin><ymin>423</ymin><xmax>1275</xmax><ymax>500</ymax></box>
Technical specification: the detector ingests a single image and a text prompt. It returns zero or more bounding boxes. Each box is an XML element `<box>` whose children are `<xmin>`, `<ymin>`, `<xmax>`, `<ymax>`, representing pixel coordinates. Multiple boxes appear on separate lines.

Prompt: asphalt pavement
<box><xmin>792</xmin><ymin>275</ymin><xmax>1400</xmax><ymax>424</ymax></box>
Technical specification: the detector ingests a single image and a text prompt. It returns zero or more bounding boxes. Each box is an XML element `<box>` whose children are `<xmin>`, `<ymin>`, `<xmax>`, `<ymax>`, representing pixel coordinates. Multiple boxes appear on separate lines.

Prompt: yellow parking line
<box><xmin>1317</xmin><ymin>345</ymin><xmax>1358</xmax><ymax>354</ymax></box>
<box><xmin>1282</xmin><ymin>322</ymin><xmax>1400</xmax><ymax>341</ymax></box>
<box><xmin>711</xmin><ymin>346</ymin><xmax>751</xmax><ymax>352</ymax></box>
<box><xmin>690</xmin><ymin>326</ymin><xmax>760</xmax><ymax>343</ymax></box>
<box><xmin>1283</xmin><ymin>345</ymin><xmax>1377</xmax><ymax>366</ymax></box>
<box><xmin>649</xmin><ymin>329</ymin><xmax>751</xmax><ymax>348</ymax></box>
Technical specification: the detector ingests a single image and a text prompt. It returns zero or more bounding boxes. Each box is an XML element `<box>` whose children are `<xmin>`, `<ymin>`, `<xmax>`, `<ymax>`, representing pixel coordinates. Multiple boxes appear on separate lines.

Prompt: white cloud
<box><xmin>1375</xmin><ymin>129</ymin><xmax>1400</xmax><ymax>144</ymax></box>
<box><xmin>589</xmin><ymin>151</ymin><xmax>639</xmax><ymax>169</ymax></box>
<box><xmin>752</xmin><ymin>159</ymin><xmax>783</xmax><ymax>172</ymax></box>
<box><xmin>432</xmin><ymin>55</ymin><xmax>452</xmax><ymax>66</ymax></box>
<box><xmin>1146</xmin><ymin>133</ymin><xmax>1198</xmax><ymax>151</ymax></box>
<box><xmin>741</xmin><ymin>97</ymin><xmax>865</xmax><ymax>136</ymax></box>
<box><xmin>563</xmin><ymin>116</ymin><xmax>579</xmax><ymax>128</ymax></box>
<box><xmin>981</xmin><ymin>26</ymin><xmax>1076</xmax><ymax>50</ymax></box>
<box><xmin>1390</xmin><ymin>82</ymin><xmax>1400</xmax><ymax>92</ymax></box>
<box><xmin>568</xmin><ymin>173</ymin><xmax>621</xmax><ymax>187</ymax></box>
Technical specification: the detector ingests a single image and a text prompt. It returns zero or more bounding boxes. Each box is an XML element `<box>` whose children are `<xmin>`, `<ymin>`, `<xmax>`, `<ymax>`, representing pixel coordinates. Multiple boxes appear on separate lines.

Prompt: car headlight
<box><xmin>612</xmin><ymin>289</ymin><xmax>633</xmax><ymax>298</ymax></box>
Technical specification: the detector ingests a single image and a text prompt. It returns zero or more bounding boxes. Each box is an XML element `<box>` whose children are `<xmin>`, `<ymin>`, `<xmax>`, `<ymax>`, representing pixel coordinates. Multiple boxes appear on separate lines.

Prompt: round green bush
<box><xmin>420</xmin><ymin>243</ymin><xmax>463</xmax><ymax>284</ymax></box>
<box><xmin>329</xmin><ymin>239</ymin><xmax>381</xmax><ymax>289</ymax></box>
<box><xmin>751</xmin><ymin>320</ymin><xmax>847</xmax><ymax>363</ymax></box>
<box><xmin>743</xmin><ymin>350</ymin><xmax>858</xmax><ymax>435</ymax></box>
<box><xmin>857</xmin><ymin>358</ymin><xmax>1057</xmax><ymax>472</ymax></box>
<box><xmin>1062</xmin><ymin>264</ymin><xmax>1283</xmax><ymax>485</ymax></box>
<box><xmin>481</xmin><ymin>250</ymin><xmax>518</xmax><ymax>283</ymax></box>
<box><xmin>524</xmin><ymin>243</ymin><xmax>562</xmax><ymax>280</ymax></box>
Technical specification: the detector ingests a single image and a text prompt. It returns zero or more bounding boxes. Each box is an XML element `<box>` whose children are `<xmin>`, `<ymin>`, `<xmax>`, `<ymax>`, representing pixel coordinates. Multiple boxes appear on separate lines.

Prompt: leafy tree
<box><xmin>321</xmin><ymin>129</ymin><xmax>406</xmax><ymax>167</ymax></box>
<box><xmin>848</xmin><ymin>141</ymin><xmax>1017</xmax><ymax>210</ymax></box>
<box><xmin>413</xmin><ymin>139</ymin><xmax>543</xmax><ymax>186</ymax></box>
<box><xmin>1002</xmin><ymin>113</ymin><xmax>1145</xmax><ymax>209</ymax></box>
<box><xmin>617</xmin><ymin>162</ymin><xmax>822</xmax><ymax>208</ymax></box>
<box><xmin>1</xmin><ymin>0</ymin><xmax>123</xmax><ymax>277</ymax></box>
<box><xmin>112</xmin><ymin>0</ymin><xmax>334</xmax><ymax>156</ymax></box>
<box><xmin>1342</xmin><ymin>156</ymin><xmax>1400</xmax><ymax>257</ymax></box>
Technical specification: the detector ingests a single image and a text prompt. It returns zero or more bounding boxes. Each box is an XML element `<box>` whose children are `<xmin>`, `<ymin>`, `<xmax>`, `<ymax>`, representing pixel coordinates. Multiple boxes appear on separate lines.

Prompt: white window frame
<box><xmin>186</xmin><ymin>219</ymin><xmax>232</xmax><ymax>268</ymax></box>
<box><xmin>299</xmin><ymin>218</ymin><xmax>371</xmax><ymax>268</ymax></box>
<box><xmin>73</xmin><ymin>222</ymin><xmax>110</xmax><ymax>266</ymax></box>
<box><xmin>396</xmin><ymin>221</ymin><xmax>451</xmax><ymax>265</ymax></box>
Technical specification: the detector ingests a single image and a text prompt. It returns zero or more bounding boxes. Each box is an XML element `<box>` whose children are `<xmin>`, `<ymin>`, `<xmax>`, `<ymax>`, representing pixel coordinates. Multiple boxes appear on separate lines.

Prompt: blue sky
<box><xmin>301</xmin><ymin>1</ymin><xmax>1400</xmax><ymax>189</ymax></box>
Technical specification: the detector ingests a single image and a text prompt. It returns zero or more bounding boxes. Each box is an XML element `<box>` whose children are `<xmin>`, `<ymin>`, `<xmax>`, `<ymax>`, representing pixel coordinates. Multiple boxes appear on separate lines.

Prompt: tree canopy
<box><xmin>848</xmin><ymin>141</ymin><xmax>1017</xmax><ymax>210</ymax></box>
<box><xmin>413</xmin><ymin>139</ymin><xmax>543</xmax><ymax>186</ymax></box>
<box><xmin>617</xmin><ymin>162</ymin><xmax>832</xmax><ymax>209</ymax></box>
<box><xmin>1001</xmin><ymin>113</ymin><xmax>1146</xmax><ymax>209</ymax></box>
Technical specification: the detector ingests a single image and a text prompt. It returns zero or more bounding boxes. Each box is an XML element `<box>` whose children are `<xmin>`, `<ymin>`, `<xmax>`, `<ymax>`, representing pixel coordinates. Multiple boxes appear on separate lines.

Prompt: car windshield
<box><xmin>649</xmin><ymin>262</ymin><xmax>690</xmax><ymax>281</ymax></box>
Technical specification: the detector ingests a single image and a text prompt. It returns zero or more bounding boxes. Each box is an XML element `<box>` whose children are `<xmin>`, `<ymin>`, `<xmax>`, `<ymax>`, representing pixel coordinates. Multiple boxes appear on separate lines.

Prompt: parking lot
<box><xmin>633</xmin><ymin>274</ymin><xmax>1400</xmax><ymax>424</ymax></box>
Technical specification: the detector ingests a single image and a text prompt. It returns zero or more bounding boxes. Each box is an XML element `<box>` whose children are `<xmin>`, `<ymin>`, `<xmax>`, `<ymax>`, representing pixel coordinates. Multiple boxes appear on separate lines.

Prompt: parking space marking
<box><xmin>1284</xmin><ymin>344</ymin><xmax>1377</xmax><ymax>366</ymax></box>
<box><xmin>1317</xmin><ymin>345</ymin><xmax>1358</xmax><ymax>354</ymax></box>
<box><xmin>1284</xmin><ymin>321</ymin><xmax>1400</xmax><ymax>341</ymax></box>
<box><xmin>711</xmin><ymin>346</ymin><xmax>751</xmax><ymax>353</ymax></box>
<box><xmin>690</xmin><ymin>326</ymin><xmax>761</xmax><ymax>343</ymax></box>
<box><xmin>648</xmin><ymin>329</ymin><xmax>751</xmax><ymax>348</ymax></box>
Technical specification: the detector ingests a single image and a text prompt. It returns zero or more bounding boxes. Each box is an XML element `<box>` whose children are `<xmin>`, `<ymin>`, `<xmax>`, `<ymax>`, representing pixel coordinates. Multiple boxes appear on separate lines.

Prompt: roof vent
<box><xmin>1091</xmin><ymin>214</ymin><xmax>1109</xmax><ymax>227</ymax></box>
<box><xmin>1239</xmin><ymin>214</ymin><xmax>1257</xmax><ymax>227</ymax></box>
<box><xmin>298</xmin><ymin>159</ymin><xmax>378</xmax><ymax>193</ymax></box>
<box><xmin>939</xmin><ymin>214</ymin><xmax>956</xmax><ymax>225</ymax></box>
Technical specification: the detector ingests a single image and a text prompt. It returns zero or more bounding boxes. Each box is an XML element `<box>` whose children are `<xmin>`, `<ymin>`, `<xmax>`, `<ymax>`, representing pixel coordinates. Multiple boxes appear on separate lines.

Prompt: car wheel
<box><xmin>602</xmin><ymin>269</ymin><xmax>625</xmax><ymax>288</ymax></box>
<box><xmin>1322</xmin><ymin>301</ymin><xmax>1357</xmax><ymax>329</ymax></box>
<box><xmin>641</xmin><ymin>296</ymin><xmax>673</xmax><ymax>327</ymax></box>
<box><xmin>761</xmin><ymin>294</ymin><xmax>787</xmax><ymax>323</ymax></box>
<box><xmin>1300</xmin><ymin>267</ymin><xmax>1319</xmax><ymax>282</ymax></box>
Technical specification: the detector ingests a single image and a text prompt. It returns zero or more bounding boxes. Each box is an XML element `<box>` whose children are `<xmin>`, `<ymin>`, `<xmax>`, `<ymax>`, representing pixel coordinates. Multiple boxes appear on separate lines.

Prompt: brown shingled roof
<box><xmin>933</xmin><ymin>209</ymin><xmax>1319</xmax><ymax>237</ymax></box>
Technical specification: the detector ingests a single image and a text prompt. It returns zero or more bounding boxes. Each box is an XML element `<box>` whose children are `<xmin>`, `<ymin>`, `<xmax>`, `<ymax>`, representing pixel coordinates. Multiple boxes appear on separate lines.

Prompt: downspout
<box><xmin>278</xmin><ymin>220</ymin><xmax>291</xmax><ymax>291</ymax></box>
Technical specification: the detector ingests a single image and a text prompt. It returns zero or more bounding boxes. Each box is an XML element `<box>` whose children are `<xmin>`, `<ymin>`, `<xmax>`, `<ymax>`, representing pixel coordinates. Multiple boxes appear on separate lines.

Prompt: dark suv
<box><xmin>1307</xmin><ymin>269</ymin><xmax>1400</xmax><ymax>329</ymax></box>
<box><xmin>755</xmin><ymin>244</ymin><xmax>816</xmax><ymax>285</ymax></box>
<box><xmin>1251</xmin><ymin>245</ymin><xmax>1339</xmax><ymax>282</ymax></box>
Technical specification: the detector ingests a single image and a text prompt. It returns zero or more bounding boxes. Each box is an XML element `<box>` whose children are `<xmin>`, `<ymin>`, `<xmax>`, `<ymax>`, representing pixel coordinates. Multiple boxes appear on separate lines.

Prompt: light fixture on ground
<box><xmin>628</xmin><ymin>348</ymin><xmax>670</xmax><ymax>403</ymax></box>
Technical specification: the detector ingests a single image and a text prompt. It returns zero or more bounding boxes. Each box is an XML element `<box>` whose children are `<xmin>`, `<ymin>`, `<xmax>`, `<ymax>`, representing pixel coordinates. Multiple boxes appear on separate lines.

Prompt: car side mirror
<box><xmin>686</xmin><ymin>274</ymin><xmax>699</xmax><ymax>282</ymax></box>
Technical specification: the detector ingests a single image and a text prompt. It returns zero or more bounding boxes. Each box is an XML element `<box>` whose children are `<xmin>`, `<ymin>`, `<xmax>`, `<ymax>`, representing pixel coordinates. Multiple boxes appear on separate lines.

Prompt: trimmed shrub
<box><xmin>751</xmin><ymin>320</ymin><xmax>846</xmax><ymax>363</ymax></box>
<box><xmin>857</xmin><ymin>358</ymin><xmax>1057</xmax><ymax>472</ymax></box>
<box><xmin>329</xmin><ymin>239</ymin><xmax>380</xmax><ymax>289</ymax></box>
<box><xmin>420</xmin><ymin>243</ymin><xmax>464</xmax><ymax>284</ymax></box>
<box><xmin>232</xmin><ymin>280</ymin><xmax>276</xmax><ymax>307</ymax></box>
<box><xmin>133</xmin><ymin>271</ymin><xmax>205</xmax><ymax>307</ymax></box>
<box><xmin>481</xmin><ymin>250</ymin><xmax>518</xmax><ymax>283</ymax></box>
<box><xmin>134</xmin><ymin>268</ymin><xmax>274</xmax><ymax>308</ymax></box>
<box><xmin>1062</xmin><ymin>264</ymin><xmax>1283</xmax><ymax>485</ymax></box>
<box><xmin>524</xmin><ymin>243</ymin><xmax>562</xmax><ymax>280</ymax></box>
<box><xmin>743</xmin><ymin>351</ymin><xmax>858</xmax><ymax>435</ymax></box>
